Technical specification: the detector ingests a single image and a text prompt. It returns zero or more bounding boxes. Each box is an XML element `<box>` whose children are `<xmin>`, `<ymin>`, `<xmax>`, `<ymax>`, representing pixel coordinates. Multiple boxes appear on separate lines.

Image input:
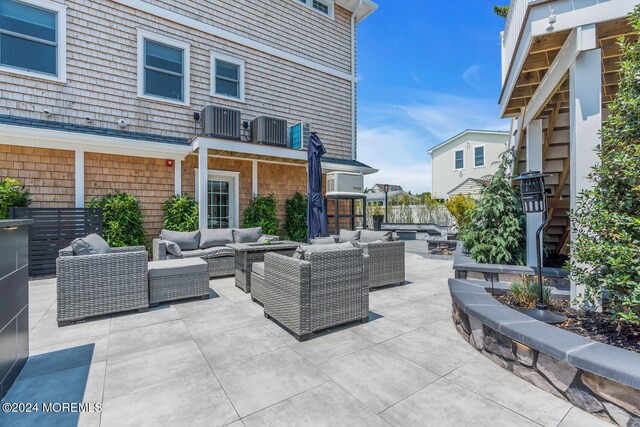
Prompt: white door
<box><xmin>195</xmin><ymin>169</ymin><xmax>239</xmax><ymax>229</ymax></box>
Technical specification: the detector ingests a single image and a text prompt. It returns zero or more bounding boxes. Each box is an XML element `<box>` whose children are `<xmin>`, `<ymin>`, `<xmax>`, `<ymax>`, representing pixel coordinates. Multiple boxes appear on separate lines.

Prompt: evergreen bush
<box><xmin>460</xmin><ymin>149</ymin><xmax>526</xmax><ymax>265</ymax></box>
<box><xmin>87</xmin><ymin>192</ymin><xmax>145</xmax><ymax>247</ymax></box>
<box><xmin>242</xmin><ymin>194</ymin><xmax>280</xmax><ymax>236</ymax></box>
<box><xmin>0</xmin><ymin>178</ymin><xmax>31</xmax><ymax>219</ymax></box>
<box><xmin>284</xmin><ymin>192</ymin><xmax>307</xmax><ymax>242</ymax></box>
<box><xmin>569</xmin><ymin>6</ymin><xmax>640</xmax><ymax>325</ymax></box>
<box><xmin>163</xmin><ymin>194</ymin><xmax>199</xmax><ymax>232</ymax></box>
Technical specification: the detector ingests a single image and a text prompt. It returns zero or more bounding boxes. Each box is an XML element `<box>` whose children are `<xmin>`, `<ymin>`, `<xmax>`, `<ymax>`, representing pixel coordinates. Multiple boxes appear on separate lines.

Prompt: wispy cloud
<box><xmin>358</xmin><ymin>91</ymin><xmax>510</xmax><ymax>193</ymax></box>
<box><xmin>462</xmin><ymin>64</ymin><xmax>483</xmax><ymax>89</ymax></box>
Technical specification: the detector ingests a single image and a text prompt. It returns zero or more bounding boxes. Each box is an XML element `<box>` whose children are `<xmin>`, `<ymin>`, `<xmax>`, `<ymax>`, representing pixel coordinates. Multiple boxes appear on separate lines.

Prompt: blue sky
<box><xmin>356</xmin><ymin>0</ymin><xmax>511</xmax><ymax>193</ymax></box>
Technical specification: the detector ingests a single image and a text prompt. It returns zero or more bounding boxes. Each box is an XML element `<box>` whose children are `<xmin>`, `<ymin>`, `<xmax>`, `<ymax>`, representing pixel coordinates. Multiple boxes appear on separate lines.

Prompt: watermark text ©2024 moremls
<box><xmin>2</xmin><ymin>402</ymin><xmax>103</xmax><ymax>413</ymax></box>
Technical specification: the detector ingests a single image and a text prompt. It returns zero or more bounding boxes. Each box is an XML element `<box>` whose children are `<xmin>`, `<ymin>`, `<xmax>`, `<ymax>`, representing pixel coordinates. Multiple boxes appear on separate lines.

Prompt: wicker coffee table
<box><xmin>227</xmin><ymin>241</ymin><xmax>300</xmax><ymax>293</ymax></box>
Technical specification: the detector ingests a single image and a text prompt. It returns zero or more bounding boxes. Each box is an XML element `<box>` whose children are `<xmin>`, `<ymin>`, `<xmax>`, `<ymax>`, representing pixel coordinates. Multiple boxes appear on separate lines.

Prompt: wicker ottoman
<box><xmin>148</xmin><ymin>258</ymin><xmax>209</xmax><ymax>306</ymax></box>
<box><xmin>250</xmin><ymin>262</ymin><xmax>266</xmax><ymax>305</ymax></box>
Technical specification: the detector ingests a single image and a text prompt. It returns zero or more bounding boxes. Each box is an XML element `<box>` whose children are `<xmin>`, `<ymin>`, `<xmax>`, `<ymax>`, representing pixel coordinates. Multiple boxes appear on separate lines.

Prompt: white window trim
<box><xmin>295</xmin><ymin>0</ymin><xmax>335</xmax><ymax>19</ymax></box>
<box><xmin>0</xmin><ymin>0</ymin><xmax>67</xmax><ymax>83</ymax></box>
<box><xmin>210</xmin><ymin>51</ymin><xmax>245</xmax><ymax>103</ymax></box>
<box><xmin>137</xmin><ymin>29</ymin><xmax>190</xmax><ymax>106</ymax></box>
<box><xmin>194</xmin><ymin>169</ymin><xmax>240</xmax><ymax>229</ymax></box>
<box><xmin>454</xmin><ymin>149</ymin><xmax>465</xmax><ymax>170</ymax></box>
<box><xmin>473</xmin><ymin>144</ymin><xmax>486</xmax><ymax>168</ymax></box>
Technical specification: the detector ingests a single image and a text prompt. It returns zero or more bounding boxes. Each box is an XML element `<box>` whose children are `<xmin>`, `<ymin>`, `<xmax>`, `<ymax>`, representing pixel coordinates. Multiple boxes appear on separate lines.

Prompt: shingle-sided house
<box><xmin>0</xmin><ymin>0</ymin><xmax>378</xmax><ymax>236</ymax></box>
<box><xmin>427</xmin><ymin>130</ymin><xmax>509</xmax><ymax>200</ymax></box>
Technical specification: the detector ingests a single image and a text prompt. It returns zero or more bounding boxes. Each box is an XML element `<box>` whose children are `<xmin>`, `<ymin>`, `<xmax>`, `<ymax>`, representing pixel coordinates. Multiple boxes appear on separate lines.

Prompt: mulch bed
<box><xmin>496</xmin><ymin>294</ymin><xmax>640</xmax><ymax>354</ymax></box>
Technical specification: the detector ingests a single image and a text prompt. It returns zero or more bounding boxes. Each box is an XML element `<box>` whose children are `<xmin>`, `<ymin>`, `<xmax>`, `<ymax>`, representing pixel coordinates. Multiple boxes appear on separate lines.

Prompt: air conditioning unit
<box><xmin>251</xmin><ymin>116</ymin><xmax>288</xmax><ymax>147</ymax></box>
<box><xmin>200</xmin><ymin>105</ymin><xmax>241</xmax><ymax>140</ymax></box>
<box><xmin>290</xmin><ymin>122</ymin><xmax>311</xmax><ymax>150</ymax></box>
<box><xmin>326</xmin><ymin>172</ymin><xmax>365</xmax><ymax>196</ymax></box>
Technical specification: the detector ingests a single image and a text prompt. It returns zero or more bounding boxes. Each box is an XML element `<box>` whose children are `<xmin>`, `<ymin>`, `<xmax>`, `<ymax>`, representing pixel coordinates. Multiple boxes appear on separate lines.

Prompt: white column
<box><xmin>525</xmin><ymin>119</ymin><xmax>544</xmax><ymax>266</ymax></box>
<box><xmin>252</xmin><ymin>160</ymin><xmax>258</xmax><ymax>196</ymax></box>
<box><xmin>198</xmin><ymin>148</ymin><xmax>208</xmax><ymax>229</ymax></box>
<box><xmin>74</xmin><ymin>150</ymin><xmax>84</xmax><ymax>208</ymax></box>
<box><xmin>174</xmin><ymin>159</ymin><xmax>182</xmax><ymax>196</ymax></box>
<box><xmin>569</xmin><ymin>46</ymin><xmax>602</xmax><ymax>303</ymax></box>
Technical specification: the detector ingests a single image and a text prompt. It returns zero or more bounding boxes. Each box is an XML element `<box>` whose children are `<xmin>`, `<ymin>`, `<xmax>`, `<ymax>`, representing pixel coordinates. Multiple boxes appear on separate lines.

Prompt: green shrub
<box><xmin>569</xmin><ymin>6</ymin><xmax>640</xmax><ymax>325</ymax></box>
<box><xmin>87</xmin><ymin>192</ymin><xmax>145</xmax><ymax>247</ymax></box>
<box><xmin>0</xmin><ymin>178</ymin><xmax>31</xmax><ymax>219</ymax></box>
<box><xmin>444</xmin><ymin>194</ymin><xmax>475</xmax><ymax>229</ymax></box>
<box><xmin>242</xmin><ymin>194</ymin><xmax>280</xmax><ymax>236</ymax></box>
<box><xmin>460</xmin><ymin>149</ymin><xmax>526</xmax><ymax>265</ymax></box>
<box><xmin>163</xmin><ymin>194</ymin><xmax>199</xmax><ymax>232</ymax></box>
<box><xmin>510</xmin><ymin>276</ymin><xmax>552</xmax><ymax>309</ymax></box>
<box><xmin>284</xmin><ymin>192</ymin><xmax>307</xmax><ymax>242</ymax></box>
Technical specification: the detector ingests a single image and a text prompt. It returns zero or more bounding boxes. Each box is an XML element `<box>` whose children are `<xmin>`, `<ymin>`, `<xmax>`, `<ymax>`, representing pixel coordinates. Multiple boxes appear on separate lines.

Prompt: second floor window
<box><xmin>298</xmin><ymin>0</ymin><xmax>333</xmax><ymax>17</ymax></box>
<box><xmin>143</xmin><ymin>39</ymin><xmax>185</xmax><ymax>102</ymax></box>
<box><xmin>454</xmin><ymin>149</ymin><xmax>464</xmax><ymax>170</ymax></box>
<box><xmin>211</xmin><ymin>53</ymin><xmax>245</xmax><ymax>102</ymax></box>
<box><xmin>0</xmin><ymin>0</ymin><xmax>60</xmax><ymax>77</ymax></box>
<box><xmin>474</xmin><ymin>146</ymin><xmax>485</xmax><ymax>167</ymax></box>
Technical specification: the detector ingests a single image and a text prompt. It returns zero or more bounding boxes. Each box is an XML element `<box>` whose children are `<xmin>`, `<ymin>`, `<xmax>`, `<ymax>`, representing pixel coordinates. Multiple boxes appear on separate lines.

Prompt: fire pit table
<box><xmin>226</xmin><ymin>241</ymin><xmax>300</xmax><ymax>293</ymax></box>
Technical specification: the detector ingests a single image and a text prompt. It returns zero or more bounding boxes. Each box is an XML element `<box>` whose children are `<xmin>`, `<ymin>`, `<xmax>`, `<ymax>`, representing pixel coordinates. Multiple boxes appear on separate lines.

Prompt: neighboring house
<box><xmin>427</xmin><ymin>130</ymin><xmax>509</xmax><ymax>200</ymax></box>
<box><xmin>370</xmin><ymin>183</ymin><xmax>403</xmax><ymax>193</ymax></box>
<box><xmin>447</xmin><ymin>178</ymin><xmax>490</xmax><ymax>199</ymax></box>
<box><xmin>366</xmin><ymin>190</ymin><xmax>418</xmax><ymax>207</ymax></box>
<box><xmin>498</xmin><ymin>0</ymin><xmax>635</xmax><ymax>286</ymax></box>
<box><xmin>0</xmin><ymin>0</ymin><xmax>378</xmax><ymax>236</ymax></box>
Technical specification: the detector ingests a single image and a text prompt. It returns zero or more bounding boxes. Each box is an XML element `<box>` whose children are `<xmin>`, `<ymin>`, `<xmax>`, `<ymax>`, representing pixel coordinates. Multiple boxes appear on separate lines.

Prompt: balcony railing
<box><xmin>501</xmin><ymin>0</ymin><xmax>537</xmax><ymax>84</ymax></box>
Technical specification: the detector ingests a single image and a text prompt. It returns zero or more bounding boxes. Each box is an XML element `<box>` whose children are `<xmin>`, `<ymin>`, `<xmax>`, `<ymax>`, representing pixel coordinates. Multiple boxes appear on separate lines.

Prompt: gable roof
<box><xmin>447</xmin><ymin>178</ymin><xmax>489</xmax><ymax>195</ymax></box>
<box><xmin>427</xmin><ymin>129</ymin><xmax>510</xmax><ymax>156</ymax></box>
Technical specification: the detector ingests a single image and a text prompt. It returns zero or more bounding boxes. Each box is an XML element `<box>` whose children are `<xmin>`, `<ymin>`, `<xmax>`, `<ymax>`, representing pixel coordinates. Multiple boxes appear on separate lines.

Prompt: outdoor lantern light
<box><xmin>513</xmin><ymin>171</ymin><xmax>567</xmax><ymax>324</ymax></box>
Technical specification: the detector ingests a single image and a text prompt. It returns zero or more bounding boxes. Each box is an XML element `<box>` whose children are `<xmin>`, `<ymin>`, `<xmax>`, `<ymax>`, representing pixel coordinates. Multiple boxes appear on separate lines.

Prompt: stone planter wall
<box><xmin>450</xmin><ymin>279</ymin><xmax>640</xmax><ymax>426</ymax></box>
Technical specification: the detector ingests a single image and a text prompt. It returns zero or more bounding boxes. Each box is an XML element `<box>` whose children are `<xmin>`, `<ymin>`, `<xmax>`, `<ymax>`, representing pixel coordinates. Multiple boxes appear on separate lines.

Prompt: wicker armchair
<box><xmin>358</xmin><ymin>240</ymin><xmax>405</xmax><ymax>289</ymax></box>
<box><xmin>262</xmin><ymin>248</ymin><xmax>369</xmax><ymax>341</ymax></box>
<box><xmin>153</xmin><ymin>239</ymin><xmax>234</xmax><ymax>278</ymax></box>
<box><xmin>56</xmin><ymin>246</ymin><xmax>149</xmax><ymax>326</ymax></box>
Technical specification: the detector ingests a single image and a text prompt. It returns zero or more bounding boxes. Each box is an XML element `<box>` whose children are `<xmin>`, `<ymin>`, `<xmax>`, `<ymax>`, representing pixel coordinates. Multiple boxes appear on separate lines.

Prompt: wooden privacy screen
<box><xmin>9</xmin><ymin>208</ymin><xmax>103</xmax><ymax>276</ymax></box>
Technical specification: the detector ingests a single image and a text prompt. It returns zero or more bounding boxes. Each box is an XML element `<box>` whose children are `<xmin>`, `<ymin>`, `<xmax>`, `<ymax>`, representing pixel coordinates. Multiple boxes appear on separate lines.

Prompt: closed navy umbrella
<box><xmin>307</xmin><ymin>133</ymin><xmax>330</xmax><ymax>241</ymax></box>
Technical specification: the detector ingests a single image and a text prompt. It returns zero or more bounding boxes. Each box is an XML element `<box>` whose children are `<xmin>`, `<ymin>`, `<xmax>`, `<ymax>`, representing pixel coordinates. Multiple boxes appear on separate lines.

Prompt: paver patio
<box><xmin>1</xmin><ymin>247</ymin><xmax>609</xmax><ymax>426</ymax></box>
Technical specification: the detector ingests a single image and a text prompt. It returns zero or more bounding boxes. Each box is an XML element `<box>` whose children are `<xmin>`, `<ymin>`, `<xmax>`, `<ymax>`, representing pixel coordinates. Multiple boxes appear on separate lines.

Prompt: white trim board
<box><xmin>0</xmin><ymin>124</ymin><xmax>191</xmax><ymax>160</ymax></box>
<box><xmin>111</xmin><ymin>0</ymin><xmax>355</xmax><ymax>82</ymax></box>
<box><xmin>194</xmin><ymin>168</ymin><xmax>240</xmax><ymax>229</ymax></box>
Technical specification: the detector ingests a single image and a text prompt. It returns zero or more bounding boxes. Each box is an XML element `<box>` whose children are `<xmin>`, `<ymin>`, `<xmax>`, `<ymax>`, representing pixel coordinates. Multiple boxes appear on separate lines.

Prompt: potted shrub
<box><xmin>371</xmin><ymin>205</ymin><xmax>384</xmax><ymax>230</ymax></box>
<box><xmin>0</xmin><ymin>178</ymin><xmax>31</xmax><ymax>219</ymax></box>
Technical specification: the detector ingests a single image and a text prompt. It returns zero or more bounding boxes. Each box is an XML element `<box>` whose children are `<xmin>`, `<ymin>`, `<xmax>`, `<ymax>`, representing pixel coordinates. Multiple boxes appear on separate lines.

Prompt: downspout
<box><xmin>351</xmin><ymin>0</ymin><xmax>364</xmax><ymax>161</ymax></box>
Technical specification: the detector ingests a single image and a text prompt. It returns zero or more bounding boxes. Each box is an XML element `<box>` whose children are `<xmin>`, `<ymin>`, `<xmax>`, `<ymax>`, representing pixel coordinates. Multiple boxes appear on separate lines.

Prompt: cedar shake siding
<box><xmin>0</xmin><ymin>146</ymin><xmax>75</xmax><ymax>208</ymax></box>
<box><xmin>0</xmin><ymin>0</ymin><xmax>355</xmax><ymax>160</ymax></box>
<box><xmin>84</xmin><ymin>153</ymin><xmax>176</xmax><ymax>237</ymax></box>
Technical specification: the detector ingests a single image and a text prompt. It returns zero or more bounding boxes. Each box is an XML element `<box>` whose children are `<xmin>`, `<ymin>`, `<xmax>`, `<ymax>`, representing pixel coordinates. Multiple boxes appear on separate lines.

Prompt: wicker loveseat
<box><xmin>56</xmin><ymin>245</ymin><xmax>149</xmax><ymax>326</ymax></box>
<box><xmin>312</xmin><ymin>230</ymin><xmax>405</xmax><ymax>289</ymax></box>
<box><xmin>261</xmin><ymin>244</ymin><xmax>370</xmax><ymax>341</ymax></box>
<box><xmin>153</xmin><ymin>227</ymin><xmax>278</xmax><ymax>278</ymax></box>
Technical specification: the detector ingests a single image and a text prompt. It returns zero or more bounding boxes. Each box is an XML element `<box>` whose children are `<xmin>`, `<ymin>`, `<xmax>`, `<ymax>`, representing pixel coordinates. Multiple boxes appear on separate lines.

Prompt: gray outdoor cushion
<box><xmin>148</xmin><ymin>258</ymin><xmax>207</xmax><ymax>279</ymax></box>
<box><xmin>199</xmin><ymin>228</ymin><xmax>234</xmax><ymax>249</ymax></box>
<box><xmin>204</xmin><ymin>246</ymin><xmax>235</xmax><ymax>258</ymax></box>
<box><xmin>161</xmin><ymin>229</ymin><xmax>200</xmax><ymax>251</ymax></box>
<box><xmin>359</xmin><ymin>230</ymin><xmax>393</xmax><ymax>243</ymax></box>
<box><xmin>292</xmin><ymin>245</ymin><xmax>307</xmax><ymax>260</ymax></box>
<box><xmin>258</xmin><ymin>235</ymin><xmax>279</xmax><ymax>243</ymax></box>
<box><xmin>304</xmin><ymin>242</ymin><xmax>354</xmax><ymax>256</ymax></box>
<box><xmin>339</xmin><ymin>229</ymin><xmax>360</xmax><ymax>244</ymax></box>
<box><xmin>71</xmin><ymin>234</ymin><xmax>111</xmax><ymax>256</ymax></box>
<box><xmin>252</xmin><ymin>262</ymin><xmax>265</xmax><ymax>277</ymax></box>
<box><xmin>164</xmin><ymin>240</ymin><xmax>182</xmax><ymax>257</ymax></box>
<box><xmin>310</xmin><ymin>236</ymin><xmax>337</xmax><ymax>245</ymax></box>
<box><xmin>233</xmin><ymin>227</ymin><xmax>262</xmax><ymax>243</ymax></box>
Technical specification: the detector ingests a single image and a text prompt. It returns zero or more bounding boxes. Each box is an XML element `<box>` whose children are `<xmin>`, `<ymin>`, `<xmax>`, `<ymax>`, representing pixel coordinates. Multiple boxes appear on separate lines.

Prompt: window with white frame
<box><xmin>297</xmin><ymin>0</ymin><xmax>333</xmax><ymax>17</ymax></box>
<box><xmin>137</xmin><ymin>30</ymin><xmax>190</xmax><ymax>104</ymax></box>
<box><xmin>211</xmin><ymin>53</ymin><xmax>244</xmax><ymax>101</ymax></box>
<box><xmin>454</xmin><ymin>149</ymin><xmax>464</xmax><ymax>170</ymax></box>
<box><xmin>0</xmin><ymin>0</ymin><xmax>66</xmax><ymax>80</ymax></box>
<box><xmin>474</xmin><ymin>146</ymin><xmax>485</xmax><ymax>167</ymax></box>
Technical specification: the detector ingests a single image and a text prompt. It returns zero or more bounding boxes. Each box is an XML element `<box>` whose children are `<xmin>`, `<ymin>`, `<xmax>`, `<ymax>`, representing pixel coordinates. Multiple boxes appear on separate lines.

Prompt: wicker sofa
<box><xmin>56</xmin><ymin>245</ymin><xmax>149</xmax><ymax>326</ymax></box>
<box><xmin>312</xmin><ymin>230</ymin><xmax>405</xmax><ymax>289</ymax></box>
<box><xmin>261</xmin><ymin>244</ymin><xmax>370</xmax><ymax>341</ymax></box>
<box><xmin>153</xmin><ymin>227</ymin><xmax>278</xmax><ymax>278</ymax></box>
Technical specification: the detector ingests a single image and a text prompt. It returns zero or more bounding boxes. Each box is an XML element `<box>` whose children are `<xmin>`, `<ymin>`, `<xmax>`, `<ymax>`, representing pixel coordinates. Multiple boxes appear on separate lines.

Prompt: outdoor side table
<box><xmin>226</xmin><ymin>241</ymin><xmax>300</xmax><ymax>293</ymax></box>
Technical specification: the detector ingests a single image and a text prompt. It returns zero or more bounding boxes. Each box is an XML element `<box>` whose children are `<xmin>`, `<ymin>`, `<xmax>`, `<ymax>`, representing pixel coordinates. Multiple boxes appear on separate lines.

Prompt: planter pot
<box><xmin>372</xmin><ymin>215</ymin><xmax>384</xmax><ymax>231</ymax></box>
